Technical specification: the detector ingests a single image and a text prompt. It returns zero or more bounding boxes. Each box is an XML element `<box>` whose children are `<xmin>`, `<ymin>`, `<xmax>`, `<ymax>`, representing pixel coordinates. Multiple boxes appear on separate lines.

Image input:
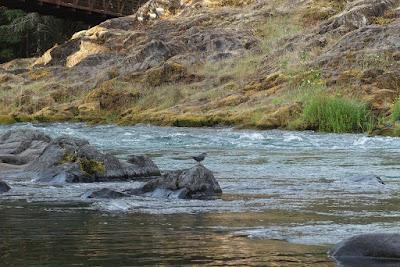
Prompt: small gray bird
<box><xmin>192</xmin><ymin>152</ymin><xmax>207</xmax><ymax>164</ymax></box>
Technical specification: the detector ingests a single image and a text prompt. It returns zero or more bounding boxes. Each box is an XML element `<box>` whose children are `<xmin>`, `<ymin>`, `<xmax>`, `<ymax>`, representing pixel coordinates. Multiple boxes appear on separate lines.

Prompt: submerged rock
<box><xmin>330</xmin><ymin>233</ymin><xmax>400</xmax><ymax>266</ymax></box>
<box><xmin>0</xmin><ymin>180</ymin><xmax>11</xmax><ymax>193</ymax></box>
<box><xmin>82</xmin><ymin>188</ymin><xmax>128</xmax><ymax>199</ymax></box>
<box><xmin>349</xmin><ymin>174</ymin><xmax>385</xmax><ymax>185</ymax></box>
<box><xmin>129</xmin><ymin>165</ymin><xmax>222</xmax><ymax>199</ymax></box>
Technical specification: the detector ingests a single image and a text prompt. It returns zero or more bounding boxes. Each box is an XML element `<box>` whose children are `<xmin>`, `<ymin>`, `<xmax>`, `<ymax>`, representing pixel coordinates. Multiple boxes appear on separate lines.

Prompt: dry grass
<box><xmin>28</xmin><ymin>69</ymin><xmax>51</xmax><ymax>81</ymax></box>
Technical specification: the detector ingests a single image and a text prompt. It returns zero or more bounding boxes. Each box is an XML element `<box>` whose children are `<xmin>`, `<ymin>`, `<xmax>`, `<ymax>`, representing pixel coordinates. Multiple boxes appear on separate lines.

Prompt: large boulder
<box><xmin>25</xmin><ymin>135</ymin><xmax>161</xmax><ymax>183</ymax></box>
<box><xmin>0</xmin><ymin>180</ymin><xmax>11</xmax><ymax>193</ymax></box>
<box><xmin>0</xmin><ymin>129</ymin><xmax>51</xmax><ymax>172</ymax></box>
<box><xmin>330</xmin><ymin>233</ymin><xmax>400</xmax><ymax>266</ymax></box>
<box><xmin>125</xmin><ymin>155</ymin><xmax>161</xmax><ymax>178</ymax></box>
<box><xmin>128</xmin><ymin>165</ymin><xmax>222</xmax><ymax>199</ymax></box>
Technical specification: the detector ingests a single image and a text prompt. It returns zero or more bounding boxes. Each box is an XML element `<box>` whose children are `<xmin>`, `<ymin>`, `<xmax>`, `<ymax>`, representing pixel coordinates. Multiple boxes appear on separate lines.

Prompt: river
<box><xmin>1</xmin><ymin>123</ymin><xmax>400</xmax><ymax>266</ymax></box>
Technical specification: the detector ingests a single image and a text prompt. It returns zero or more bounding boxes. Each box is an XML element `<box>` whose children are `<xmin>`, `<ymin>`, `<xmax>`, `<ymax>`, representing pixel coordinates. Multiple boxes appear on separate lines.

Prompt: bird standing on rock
<box><xmin>192</xmin><ymin>153</ymin><xmax>207</xmax><ymax>164</ymax></box>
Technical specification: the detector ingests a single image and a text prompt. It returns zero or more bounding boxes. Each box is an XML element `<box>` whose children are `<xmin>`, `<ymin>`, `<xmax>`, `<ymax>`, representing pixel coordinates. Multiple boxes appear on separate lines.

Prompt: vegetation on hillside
<box><xmin>0</xmin><ymin>7</ymin><xmax>86</xmax><ymax>63</ymax></box>
<box><xmin>0</xmin><ymin>0</ymin><xmax>399</xmax><ymax>136</ymax></box>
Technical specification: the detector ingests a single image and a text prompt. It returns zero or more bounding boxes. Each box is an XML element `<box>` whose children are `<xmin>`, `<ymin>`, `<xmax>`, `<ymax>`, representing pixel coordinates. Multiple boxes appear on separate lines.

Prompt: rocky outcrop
<box><xmin>0</xmin><ymin>129</ymin><xmax>223</xmax><ymax>200</ymax></box>
<box><xmin>82</xmin><ymin>165</ymin><xmax>223</xmax><ymax>200</ymax></box>
<box><xmin>32</xmin><ymin>1</ymin><xmax>259</xmax><ymax>70</ymax></box>
<box><xmin>0</xmin><ymin>129</ymin><xmax>51</xmax><ymax>172</ymax></box>
<box><xmin>0</xmin><ymin>129</ymin><xmax>160</xmax><ymax>183</ymax></box>
<box><xmin>320</xmin><ymin>0</ymin><xmax>399</xmax><ymax>33</ymax></box>
<box><xmin>128</xmin><ymin>165</ymin><xmax>222</xmax><ymax>199</ymax></box>
<box><xmin>330</xmin><ymin>233</ymin><xmax>400</xmax><ymax>265</ymax></box>
<box><xmin>25</xmin><ymin>135</ymin><xmax>160</xmax><ymax>183</ymax></box>
<box><xmin>82</xmin><ymin>188</ymin><xmax>128</xmax><ymax>199</ymax></box>
<box><xmin>0</xmin><ymin>180</ymin><xmax>11</xmax><ymax>193</ymax></box>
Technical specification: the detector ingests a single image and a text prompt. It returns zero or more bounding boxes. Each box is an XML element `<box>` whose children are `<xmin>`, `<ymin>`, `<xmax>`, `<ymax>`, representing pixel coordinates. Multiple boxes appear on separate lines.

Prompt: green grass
<box><xmin>391</xmin><ymin>98</ymin><xmax>400</xmax><ymax>122</ymax></box>
<box><xmin>300</xmin><ymin>95</ymin><xmax>374</xmax><ymax>133</ymax></box>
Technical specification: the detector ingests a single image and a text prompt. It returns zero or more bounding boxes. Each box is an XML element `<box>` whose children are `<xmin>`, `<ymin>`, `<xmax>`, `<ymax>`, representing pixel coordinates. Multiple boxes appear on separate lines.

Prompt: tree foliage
<box><xmin>0</xmin><ymin>7</ymin><xmax>86</xmax><ymax>63</ymax></box>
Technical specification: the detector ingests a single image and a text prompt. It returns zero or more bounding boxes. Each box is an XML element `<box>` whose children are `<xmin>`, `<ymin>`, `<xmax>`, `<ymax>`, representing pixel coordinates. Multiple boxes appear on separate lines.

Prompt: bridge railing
<box><xmin>38</xmin><ymin>0</ymin><xmax>145</xmax><ymax>16</ymax></box>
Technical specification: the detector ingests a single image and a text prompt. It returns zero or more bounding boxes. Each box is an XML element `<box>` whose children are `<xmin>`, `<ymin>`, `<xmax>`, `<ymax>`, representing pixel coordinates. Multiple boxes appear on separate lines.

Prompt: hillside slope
<box><xmin>0</xmin><ymin>0</ymin><xmax>399</xmax><ymax>134</ymax></box>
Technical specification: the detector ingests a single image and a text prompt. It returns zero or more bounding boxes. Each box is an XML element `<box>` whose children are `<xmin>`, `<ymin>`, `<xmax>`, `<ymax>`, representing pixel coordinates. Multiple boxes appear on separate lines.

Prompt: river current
<box><xmin>1</xmin><ymin>123</ymin><xmax>400</xmax><ymax>266</ymax></box>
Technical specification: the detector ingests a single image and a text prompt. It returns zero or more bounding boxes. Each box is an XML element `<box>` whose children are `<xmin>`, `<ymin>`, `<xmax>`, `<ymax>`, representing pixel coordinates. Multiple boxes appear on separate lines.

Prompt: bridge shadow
<box><xmin>0</xmin><ymin>0</ymin><xmax>142</xmax><ymax>24</ymax></box>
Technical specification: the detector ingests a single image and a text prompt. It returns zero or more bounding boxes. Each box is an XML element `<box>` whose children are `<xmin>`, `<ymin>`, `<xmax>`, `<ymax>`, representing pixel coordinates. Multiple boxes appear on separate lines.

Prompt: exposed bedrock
<box><xmin>0</xmin><ymin>129</ymin><xmax>51</xmax><ymax>172</ymax></box>
<box><xmin>0</xmin><ymin>129</ymin><xmax>160</xmax><ymax>183</ymax></box>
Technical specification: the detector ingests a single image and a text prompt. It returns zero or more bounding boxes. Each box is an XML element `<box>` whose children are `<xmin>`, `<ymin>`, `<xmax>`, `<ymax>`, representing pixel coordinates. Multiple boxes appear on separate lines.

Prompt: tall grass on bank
<box><xmin>391</xmin><ymin>98</ymin><xmax>400</xmax><ymax>122</ymax></box>
<box><xmin>301</xmin><ymin>95</ymin><xmax>373</xmax><ymax>133</ymax></box>
<box><xmin>391</xmin><ymin>98</ymin><xmax>400</xmax><ymax>136</ymax></box>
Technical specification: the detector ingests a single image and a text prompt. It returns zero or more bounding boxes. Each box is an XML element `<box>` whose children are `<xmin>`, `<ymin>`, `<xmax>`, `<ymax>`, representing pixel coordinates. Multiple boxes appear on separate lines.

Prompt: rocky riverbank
<box><xmin>0</xmin><ymin>0</ymin><xmax>399</xmax><ymax>135</ymax></box>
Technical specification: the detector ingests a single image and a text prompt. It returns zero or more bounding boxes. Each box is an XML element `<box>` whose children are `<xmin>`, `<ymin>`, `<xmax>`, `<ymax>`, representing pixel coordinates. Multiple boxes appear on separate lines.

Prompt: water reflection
<box><xmin>0</xmin><ymin>203</ymin><xmax>333</xmax><ymax>266</ymax></box>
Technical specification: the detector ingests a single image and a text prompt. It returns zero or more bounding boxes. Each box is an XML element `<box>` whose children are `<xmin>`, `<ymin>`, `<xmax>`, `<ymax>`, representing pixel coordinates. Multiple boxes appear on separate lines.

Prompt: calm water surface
<box><xmin>1</xmin><ymin>123</ymin><xmax>400</xmax><ymax>266</ymax></box>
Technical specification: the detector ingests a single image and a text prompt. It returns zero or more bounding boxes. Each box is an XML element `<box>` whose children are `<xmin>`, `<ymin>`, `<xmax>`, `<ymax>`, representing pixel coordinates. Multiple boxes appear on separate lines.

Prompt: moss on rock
<box><xmin>79</xmin><ymin>158</ymin><xmax>105</xmax><ymax>176</ymax></box>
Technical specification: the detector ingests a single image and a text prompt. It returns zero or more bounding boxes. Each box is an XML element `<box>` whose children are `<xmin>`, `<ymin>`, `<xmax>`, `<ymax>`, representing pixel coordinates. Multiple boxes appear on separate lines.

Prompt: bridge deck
<box><xmin>0</xmin><ymin>0</ymin><xmax>144</xmax><ymax>23</ymax></box>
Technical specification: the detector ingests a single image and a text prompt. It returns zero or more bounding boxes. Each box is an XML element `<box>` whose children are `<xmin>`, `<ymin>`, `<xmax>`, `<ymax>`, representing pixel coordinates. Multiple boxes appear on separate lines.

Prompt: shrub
<box><xmin>301</xmin><ymin>95</ymin><xmax>373</xmax><ymax>133</ymax></box>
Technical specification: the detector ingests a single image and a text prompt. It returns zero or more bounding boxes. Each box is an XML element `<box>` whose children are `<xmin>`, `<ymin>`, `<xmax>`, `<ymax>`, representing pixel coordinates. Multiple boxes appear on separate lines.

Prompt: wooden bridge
<box><xmin>0</xmin><ymin>0</ymin><xmax>145</xmax><ymax>23</ymax></box>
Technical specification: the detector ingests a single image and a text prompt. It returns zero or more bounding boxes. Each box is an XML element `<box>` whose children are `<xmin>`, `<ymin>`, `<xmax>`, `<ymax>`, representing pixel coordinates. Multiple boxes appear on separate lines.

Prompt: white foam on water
<box><xmin>353</xmin><ymin>136</ymin><xmax>369</xmax><ymax>146</ymax></box>
<box><xmin>283</xmin><ymin>134</ymin><xmax>303</xmax><ymax>142</ymax></box>
<box><xmin>239</xmin><ymin>133</ymin><xmax>265</xmax><ymax>141</ymax></box>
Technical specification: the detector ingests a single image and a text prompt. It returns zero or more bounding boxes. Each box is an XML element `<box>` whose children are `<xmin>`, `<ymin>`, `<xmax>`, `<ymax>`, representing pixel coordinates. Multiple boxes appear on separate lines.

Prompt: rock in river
<box><xmin>0</xmin><ymin>129</ymin><xmax>161</xmax><ymax>183</ymax></box>
<box><xmin>82</xmin><ymin>188</ymin><xmax>128</xmax><ymax>199</ymax></box>
<box><xmin>330</xmin><ymin>233</ymin><xmax>400</xmax><ymax>266</ymax></box>
<box><xmin>0</xmin><ymin>129</ymin><xmax>51</xmax><ymax>172</ymax></box>
<box><xmin>128</xmin><ymin>164</ymin><xmax>222</xmax><ymax>199</ymax></box>
<box><xmin>0</xmin><ymin>180</ymin><xmax>11</xmax><ymax>193</ymax></box>
<box><xmin>0</xmin><ymin>129</ymin><xmax>224</xmax><ymax>200</ymax></box>
<box><xmin>25</xmin><ymin>135</ymin><xmax>161</xmax><ymax>183</ymax></box>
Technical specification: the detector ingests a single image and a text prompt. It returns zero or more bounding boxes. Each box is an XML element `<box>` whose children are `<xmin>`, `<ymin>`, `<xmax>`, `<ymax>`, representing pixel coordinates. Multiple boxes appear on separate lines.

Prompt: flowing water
<box><xmin>1</xmin><ymin>123</ymin><xmax>400</xmax><ymax>266</ymax></box>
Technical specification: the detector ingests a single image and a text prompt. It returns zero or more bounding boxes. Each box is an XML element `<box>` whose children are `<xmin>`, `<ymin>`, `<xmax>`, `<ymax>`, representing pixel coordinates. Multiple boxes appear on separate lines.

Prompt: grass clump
<box><xmin>300</xmin><ymin>95</ymin><xmax>373</xmax><ymax>133</ymax></box>
<box><xmin>391</xmin><ymin>98</ymin><xmax>400</xmax><ymax>122</ymax></box>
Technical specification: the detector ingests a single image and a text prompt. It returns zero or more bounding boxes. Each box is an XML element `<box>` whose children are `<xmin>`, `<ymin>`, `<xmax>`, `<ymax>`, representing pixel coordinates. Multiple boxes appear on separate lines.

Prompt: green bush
<box><xmin>301</xmin><ymin>95</ymin><xmax>373</xmax><ymax>133</ymax></box>
<box><xmin>391</xmin><ymin>98</ymin><xmax>400</xmax><ymax>122</ymax></box>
